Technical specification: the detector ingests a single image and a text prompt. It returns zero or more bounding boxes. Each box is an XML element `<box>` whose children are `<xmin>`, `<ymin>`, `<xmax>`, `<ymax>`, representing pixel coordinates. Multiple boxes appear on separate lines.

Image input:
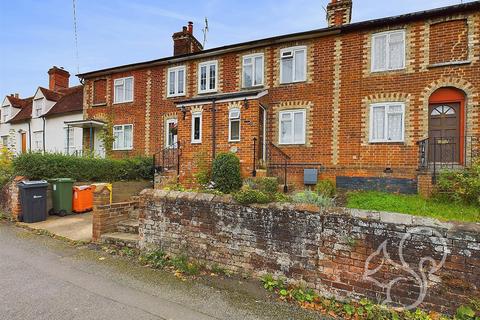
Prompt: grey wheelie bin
<box><xmin>18</xmin><ymin>180</ymin><xmax>49</xmax><ymax>223</ymax></box>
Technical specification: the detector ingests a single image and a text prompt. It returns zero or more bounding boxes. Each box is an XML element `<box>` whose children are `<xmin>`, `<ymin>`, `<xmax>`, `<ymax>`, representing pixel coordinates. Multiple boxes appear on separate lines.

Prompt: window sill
<box><xmin>370</xmin><ymin>68</ymin><xmax>406</xmax><ymax>75</ymax></box>
<box><xmin>113</xmin><ymin>100</ymin><xmax>134</xmax><ymax>105</ymax></box>
<box><xmin>197</xmin><ymin>90</ymin><xmax>218</xmax><ymax>95</ymax></box>
<box><xmin>228</xmin><ymin>140</ymin><xmax>241</xmax><ymax>143</ymax></box>
<box><xmin>92</xmin><ymin>103</ymin><xmax>107</xmax><ymax>107</ymax></box>
<box><xmin>368</xmin><ymin>141</ymin><xmax>405</xmax><ymax>145</ymax></box>
<box><xmin>241</xmin><ymin>85</ymin><xmax>264</xmax><ymax>90</ymax></box>
<box><xmin>278</xmin><ymin>143</ymin><xmax>306</xmax><ymax>146</ymax></box>
<box><xmin>279</xmin><ymin>80</ymin><xmax>307</xmax><ymax>86</ymax></box>
<box><xmin>167</xmin><ymin>94</ymin><xmax>186</xmax><ymax>99</ymax></box>
<box><xmin>191</xmin><ymin>141</ymin><xmax>202</xmax><ymax>145</ymax></box>
<box><xmin>427</xmin><ymin>60</ymin><xmax>471</xmax><ymax>69</ymax></box>
<box><xmin>112</xmin><ymin>148</ymin><xmax>133</xmax><ymax>151</ymax></box>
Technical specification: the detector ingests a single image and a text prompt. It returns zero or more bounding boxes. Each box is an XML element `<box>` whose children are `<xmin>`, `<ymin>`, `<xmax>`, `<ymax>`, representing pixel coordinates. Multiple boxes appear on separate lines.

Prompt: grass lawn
<box><xmin>346</xmin><ymin>191</ymin><xmax>480</xmax><ymax>223</ymax></box>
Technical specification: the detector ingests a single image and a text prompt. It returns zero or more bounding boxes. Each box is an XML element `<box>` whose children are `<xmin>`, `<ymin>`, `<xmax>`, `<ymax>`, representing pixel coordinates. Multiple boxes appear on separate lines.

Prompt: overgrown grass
<box><xmin>346</xmin><ymin>191</ymin><xmax>480</xmax><ymax>223</ymax></box>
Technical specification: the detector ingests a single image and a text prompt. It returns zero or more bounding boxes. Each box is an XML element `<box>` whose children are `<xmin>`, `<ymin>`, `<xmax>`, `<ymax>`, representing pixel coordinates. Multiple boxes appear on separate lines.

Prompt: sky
<box><xmin>0</xmin><ymin>0</ymin><xmax>473</xmax><ymax>98</ymax></box>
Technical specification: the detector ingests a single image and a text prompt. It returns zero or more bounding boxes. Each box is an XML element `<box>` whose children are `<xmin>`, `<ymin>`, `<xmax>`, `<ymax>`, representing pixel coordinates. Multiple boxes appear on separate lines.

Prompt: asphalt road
<box><xmin>0</xmin><ymin>222</ymin><xmax>327</xmax><ymax>320</ymax></box>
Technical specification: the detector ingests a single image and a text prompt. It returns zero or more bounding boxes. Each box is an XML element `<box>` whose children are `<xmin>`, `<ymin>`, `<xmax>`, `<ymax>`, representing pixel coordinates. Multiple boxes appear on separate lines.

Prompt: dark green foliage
<box><xmin>255</xmin><ymin>177</ymin><xmax>279</xmax><ymax>194</ymax></box>
<box><xmin>315</xmin><ymin>179</ymin><xmax>336</xmax><ymax>198</ymax></box>
<box><xmin>211</xmin><ymin>153</ymin><xmax>242</xmax><ymax>193</ymax></box>
<box><xmin>233</xmin><ymin>187</ymin><xmax>270</xmax><ymax>205</ymax></box>
<box><xmin>13</xmin><ymin>152</ymin><xmax>153</xmax><ymax>182</ymax></box>
<box><xmin>434</xmin><ymin>160</ymin><xmax>480</xmax><ymax>206</ymax></box>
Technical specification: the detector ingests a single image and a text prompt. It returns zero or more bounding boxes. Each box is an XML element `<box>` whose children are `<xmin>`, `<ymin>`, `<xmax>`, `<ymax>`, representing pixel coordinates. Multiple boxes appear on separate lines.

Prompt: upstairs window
<box><xmin>229</xmin><ymin>108</ymin><xmax>241</xmax><ymax>142</ymax></box>
<box><xmin>33</xmin><ymin>99</ymin><xmax>43</xmax><ymax>117</ymax></box>
<box><xmin>369</xmin><ymin>102</ymin><xmax>405</xmax><ymax>143</ymax></box>
<box><xmin>280</xmin><ymin>46</ymin><xmax>306</xmax><ymax>84</ymax></box>
<box><xmin>167</xmin><ymin>66</ymin><xmax>186</xmax><ymax>97</ymax></box>
<box><xmin>191</xmin><ymin>112</ymin><xmax>202</xmax><ymax>143</ymax></box>
<box><xmin>243</xmin><ymin>54</ymin><xmax>264</xmax><ymax>88</ymax></box>
<box><xmin>198</xmin><ymin>61</ymin><xmax>218</xmax><ymax>93</ymax></box>
<box><xmin>279</xmin><ymin>109</ymin><xmax>306</xmax><ymax>145</ymax></box>
<box><xmin>113</xmin><ymin>124</ymin><xmax>133</xmax><ymax>150</ymax></box>
<box><xmin>2</xmin><ymin>107</ymin><xmax>9</xmax><ymax>122</ymax></box>
<box><xmin>371</xmin><ymin>30</ymin><xmax>405</xmax><ymax>72</ymax></box>
<box><xmin>114</xmin><ymin>77</ymin><xmax>134</xmax><ymax>103</ymax></box>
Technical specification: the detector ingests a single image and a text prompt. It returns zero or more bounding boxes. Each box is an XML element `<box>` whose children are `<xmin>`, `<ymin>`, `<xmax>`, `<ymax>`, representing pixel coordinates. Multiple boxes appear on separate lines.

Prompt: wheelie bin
<box><xmin>49</xmin><ymin>178</ymin><xmax>74</xmax><ymax>216</ymax></box>
<box><xmin>18</xmin><ymin>180</ymin><xmax>48</xmax><ymax>223</ymax></box>
<box><xmin>72</xmin><ymin>185</ymin><xmax>93</xmax><ymax>213</ymax></box>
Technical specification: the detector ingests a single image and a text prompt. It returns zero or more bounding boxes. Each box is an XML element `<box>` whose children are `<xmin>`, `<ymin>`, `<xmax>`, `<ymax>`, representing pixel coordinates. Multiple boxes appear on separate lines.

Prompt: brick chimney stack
<box><xmin>326</xmin><ymin>0</ymin><xmax>352</xmax><ymax>27</ymax></box>
<box><xmin>48</xmin><ymin>66</ymin><xmax>70</xmax><ymax>91</ymax></box>
<box><xmin>172</xmin><ymin>21</ymin><xmax>203</xmax><ymax>56</ymax></box>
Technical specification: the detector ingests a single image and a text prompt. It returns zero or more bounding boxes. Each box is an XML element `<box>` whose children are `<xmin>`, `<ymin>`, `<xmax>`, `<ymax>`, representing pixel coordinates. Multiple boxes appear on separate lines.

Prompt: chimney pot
<box><xmin>172</xmin><ymin>22</ymin><xmax>203</xmax><ymax>56</ymax></box>
<box><xmin>14</xmin><ymin>93</ymin><xmax>19</xmax><ymax>98</ymax></box>
<box><xmin>48</xmin><ymin>66</ymin><xmax>70</xmax><ymax>91</ymax></box>
<box><xmin>187</xmin><ymin>21</ymin><xmax>193</xmax><ymax>34</ymax></box>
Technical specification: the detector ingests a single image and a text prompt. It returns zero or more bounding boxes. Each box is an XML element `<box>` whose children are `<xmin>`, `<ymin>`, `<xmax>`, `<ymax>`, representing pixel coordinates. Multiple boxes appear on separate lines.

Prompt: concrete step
<box><xmin>100</xmin><ymin>232</ymin><xmax>139</xmax><ymax>249</ymax></box>
<box><xmin>117</xmin><ymin>219</ymin><xmax>139</xmax><ymax>234</ymax></box>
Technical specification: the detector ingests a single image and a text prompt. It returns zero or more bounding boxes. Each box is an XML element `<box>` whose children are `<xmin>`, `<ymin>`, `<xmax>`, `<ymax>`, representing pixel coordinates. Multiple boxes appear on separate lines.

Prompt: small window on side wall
<box><xmin>191</xmin><ymin>112</ymin><xmax>202</xmax><ymax>144</ymax></box>
<box><xmin>371</xmin><ymin>30</ymin><xmax>405</xmax><ymax>72</ymax></box>
<box><xmin>229</xmin><ymin>108</ymin><xmax>241</xmax><ymax>142</ymax></box>
<box><xmin>279</xmin><ymin>109</ymin><xmax>306</xmax><ymax>145</ymax></box>
<box><xmin>369</xmin><ymin>102</ymin><xmax>405</xmax><ymax>143</ymax></box>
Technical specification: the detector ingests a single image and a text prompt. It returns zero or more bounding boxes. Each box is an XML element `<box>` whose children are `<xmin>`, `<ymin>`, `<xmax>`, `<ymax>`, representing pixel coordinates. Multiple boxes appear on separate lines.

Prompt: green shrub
<box><xmin>233</xmin><ymin>187</ymin><xmax>270</xmax><ymax>205</ymax></box>
<box><xmin>0</xmin><ymin>147</ymin><xmax>14</xmax><ymax>187</ymax></box>
<box><xmin>256</xmin><ymin>177</ymin><xmax>279</xmax><ymax>194</ymax></box>
<box><xmin>193</xmin><ymin>151</ymin><xmax>211</xmax><ymax>188</ymax></box>
<box><xmin>434</xmin><ymin>160</ymin><xmax>480</xmax><ymax>206</ymax></box>
<box><xmin>315</xmin><ymin>179</ymin><xmax>336</xmax><ymax>198</ymax></box>
<box><xmin>292</xmin><ymin>190</ymin><xmax>334</xmax><ymax>207</ymax></box>
<box><xmin>211</xmin><ymin>153</ymin><xmax>242</xmax><ymax>193</ymax></box>
<box><xmin>13</xmin><ymin>152</ymin><xmax>153</xmax><ymax>182</ymax></box>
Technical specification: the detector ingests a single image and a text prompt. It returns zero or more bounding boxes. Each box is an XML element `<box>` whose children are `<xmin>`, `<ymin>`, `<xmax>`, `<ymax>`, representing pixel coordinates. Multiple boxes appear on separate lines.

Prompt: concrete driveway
<box><xmin>17</xmin><ymin>212</ymin><xmax>92</xmax><ymax>242</ymax></box>
<box><xmin>0</xmin><ymin>222</ymin><xmax>328</xmax><ymax>320</ymax></box>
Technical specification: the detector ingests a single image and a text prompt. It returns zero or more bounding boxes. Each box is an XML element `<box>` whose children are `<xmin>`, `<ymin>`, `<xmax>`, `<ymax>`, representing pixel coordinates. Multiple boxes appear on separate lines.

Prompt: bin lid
<box><xmin>18</xmin><ymin>180</ymin><xmax>49</xmax><ymax>188</ymax></box>
<box><xmin>54</xmin><ymin>178</ymin><xmax>75</xmax><ymax>183</ymax></box>
<box><xmin>74</xmin><ymin>185</ymin><xmax>91</xmax><ymax>191</ymax></box>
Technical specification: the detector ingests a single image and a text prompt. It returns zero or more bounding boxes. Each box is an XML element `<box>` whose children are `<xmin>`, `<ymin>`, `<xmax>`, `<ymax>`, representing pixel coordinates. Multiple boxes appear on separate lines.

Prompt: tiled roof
<box><xmin>7</xmin><ymin>95</ymin><xmax>29</xmax><ymax>109</ymax></box>
<box><xmin>39</xmin><ymin>87</ymin><xmax>63</xmax><ymax>102</ymax></box>
<box><xmin>8</xmin><ymin>97</ymin><xmax>33</xmax><ymax>124</ymax></box>
<box><xmin>44</xmin><ymin>86</ymin><xmax>83</xmax><ymax>116</ymax></box>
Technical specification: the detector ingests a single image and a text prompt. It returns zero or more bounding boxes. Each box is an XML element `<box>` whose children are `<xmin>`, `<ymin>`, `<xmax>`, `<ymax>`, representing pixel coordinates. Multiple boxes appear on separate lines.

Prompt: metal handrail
<box><xmin>153</xmin><ymin>141</ymin><xmax>181</xmax><ymax>176</ymax></box>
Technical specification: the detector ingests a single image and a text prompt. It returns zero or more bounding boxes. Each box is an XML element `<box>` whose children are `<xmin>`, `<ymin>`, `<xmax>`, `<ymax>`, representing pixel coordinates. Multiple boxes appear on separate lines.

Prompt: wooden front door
<box><xmin>21</xmin><ymin>132</ymin><xmax>27</xmax><ymax>153</ymax></box>
<box><xmin>428</xmin><ymin>103</ymin><xmax>460</xmax><ymax>163</ymax></box>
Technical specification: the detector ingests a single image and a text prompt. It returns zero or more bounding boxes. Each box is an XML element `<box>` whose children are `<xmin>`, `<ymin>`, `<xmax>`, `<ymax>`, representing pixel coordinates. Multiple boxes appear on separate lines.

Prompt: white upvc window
<box><xmin>114</xmin><ymin>77</ymin><xmax>134</xmax><ymax>103</ymax></box>
<box><xmin>64</xmin><ymin>127</ymin><xmax>75</xmax><ymax>154</ymax></box>
<box><xmin>242</xmin><ymin>54</ymin><xmax>264</xmax><ymax>88</ymax></box>
<box><xmin>228</xmin><ymin>108</ymin><xmax>241</xmax><ymax>142</ymax></box>
<box><xmin>165</xmin><ymin>118</ymin><xmax>178</xmax><ymax>148</ymax></box>
<box><xmin>1</xmin><ymin>135</ymin><xmax>8</xmax><ymax>147</ymax></box>
<box><xmin>2</xmin><ymin>106</ymin><xmax>9</xmax><ymax>123</ymax></box>
<box><xmin>198</xmin><ymin>60</ymin><xmax>218</xmax><ymax>93</ymax></box>
<box><xmin>191</xmin><ymin>112</ymin><xmax>202</xmax><ymax>144</ymax></box>
<box><xmin>371</xmin><ymin>30</ymin><xmax>406</xmax><ymax>72</ymax></box>
<box><xmin>33</xmin><ymin>131</ymin><xmax>43</xmax><ymax>151</ymax></box>
<box><xmin>280</xmin><ymin>46</ymin><xmax>307</xmax><ymax>84</ymax></box>
<box><xmin>369</xmin><ymin>102</ymin><xmax>405</xmax><ymax>143</ymax></box>
<box><xmin>167</xmin><ymin>66</ymin><xmax>186</xmax><ymax>97</ymax></box>
<box><xmin>279</xmin><ymin>109</ymin><xmax>306</xmax><ymax>145</ymax></box>
<box><xmin>113</xmin><ymin>124</ymin><xmax>133</xmax><ymax>150</ymax></box>
<box><xmin>33</xmin><ymin>99</ymin><xmax>44</xmax><ymax>117</ymax></box>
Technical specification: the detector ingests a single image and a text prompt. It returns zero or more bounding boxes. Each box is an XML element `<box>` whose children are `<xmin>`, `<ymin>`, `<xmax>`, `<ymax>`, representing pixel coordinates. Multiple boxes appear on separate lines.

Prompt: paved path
<box><xmin>0</xmin><ymin>222</ymin><xmax>327</xmax><ymax>320</ymax></box>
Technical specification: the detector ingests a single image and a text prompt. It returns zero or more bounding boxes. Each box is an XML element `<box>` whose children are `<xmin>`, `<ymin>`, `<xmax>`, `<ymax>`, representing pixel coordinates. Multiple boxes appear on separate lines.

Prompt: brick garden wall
<box><xmin>139</xmin><ymin>189</ymin><xmax>480</xmax><ymax>314</ymax></box>
<box><xmin>92</xmin><ymin>201</ymin><xmax>139</xmax><ymax>242</ymax></box>
<box><xmin>0</xmin><ymin>176</ymin><xmax>25</xmax><ymax>221</ymax></box>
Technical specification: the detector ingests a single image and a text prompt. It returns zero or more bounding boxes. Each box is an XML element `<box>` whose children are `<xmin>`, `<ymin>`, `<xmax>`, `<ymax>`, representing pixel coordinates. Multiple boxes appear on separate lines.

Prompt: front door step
<box><xmin>117</xmin><ymin>219</ymin><xmax>139</xmax><ymax>234</ymax></box>
<box><xmin>100</xmin><ymin>232</ymin><xmax>139</xmax><ymax>249</ymax></box>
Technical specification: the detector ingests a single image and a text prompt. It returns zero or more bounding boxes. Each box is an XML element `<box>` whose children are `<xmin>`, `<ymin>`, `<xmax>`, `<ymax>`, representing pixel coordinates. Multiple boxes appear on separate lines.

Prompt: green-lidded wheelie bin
<box><xmin>49</xmin><ymin>178</ymin><xmax>75</xmax><ymax>217</ymax></box>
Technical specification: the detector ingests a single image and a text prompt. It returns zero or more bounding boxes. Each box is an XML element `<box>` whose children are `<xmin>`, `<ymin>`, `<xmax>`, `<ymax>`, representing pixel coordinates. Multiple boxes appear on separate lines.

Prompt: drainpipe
<box><xmin>42</xmin><ymin>116</ymin><xmax>46</xmax><ymax>153</ymax></box>
<box><xmin>27</xmin><ymin>122</ymin><xmax>31</xmax><ymax>151</ymax></box>
<box><xmin>212</xmin><ymin>99</ymin><xmax>217</xmax><ymax>159</ymax></box>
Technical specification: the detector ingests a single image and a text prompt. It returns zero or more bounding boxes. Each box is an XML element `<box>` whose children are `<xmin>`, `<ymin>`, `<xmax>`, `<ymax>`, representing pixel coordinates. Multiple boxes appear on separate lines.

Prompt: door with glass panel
<box><xmin>428</xmin><ymin>103</ymin><xmax>460</xmax><ymax>163</ymax></box>
<box><xmin>165</xmin><ymin>119</ymin><xmax>178</xmax><ymax>148</ymax></box>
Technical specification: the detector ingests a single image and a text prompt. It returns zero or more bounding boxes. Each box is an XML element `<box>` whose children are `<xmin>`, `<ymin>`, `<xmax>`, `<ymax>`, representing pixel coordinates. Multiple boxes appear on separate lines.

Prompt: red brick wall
<box><xmin>429</xmin><ymin>19</ymin><xmax>469</xmax><ymax>65</ymax></box>
<box><xmin>93</xmin><ymin>79</ymin><xmax>107</xmax><ymax>105</ymax></box>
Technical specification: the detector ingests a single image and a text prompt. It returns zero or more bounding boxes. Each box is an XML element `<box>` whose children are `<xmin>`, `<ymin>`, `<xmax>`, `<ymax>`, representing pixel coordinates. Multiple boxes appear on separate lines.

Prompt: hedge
<box><xmin>13</xmin><ymin>153</ymin><xmax>153</xmax><ymax>182</ymax></box>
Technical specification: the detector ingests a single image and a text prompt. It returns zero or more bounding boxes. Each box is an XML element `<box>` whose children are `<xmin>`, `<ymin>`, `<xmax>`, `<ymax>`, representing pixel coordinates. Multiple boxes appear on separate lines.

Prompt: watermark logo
<box><xmin>363</xmin><ymin>227</ymin><xmax>448</xmax><ymax>310</ymax></box>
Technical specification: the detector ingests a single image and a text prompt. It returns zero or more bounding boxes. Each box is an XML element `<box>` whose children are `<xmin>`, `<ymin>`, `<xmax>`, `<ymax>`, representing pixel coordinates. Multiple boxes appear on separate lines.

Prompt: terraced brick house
<box><xmin>0</xmin><ymin>67</ymin><xmax>84</xmax><ymax>155</ymax></box>
<box><xmin>77</xmin><ymin>1</ymin><xmax>480</xmax><ymax>194</ymax></box>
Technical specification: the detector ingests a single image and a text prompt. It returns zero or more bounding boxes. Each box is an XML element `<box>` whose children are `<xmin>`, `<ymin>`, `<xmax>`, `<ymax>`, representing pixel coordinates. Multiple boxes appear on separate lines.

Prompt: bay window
<box><xmin>243</xmin><ymin>54</ymin><xmax>264</xmax><ymax>88</ymax></box>
<box><xmin>369</xmin><ymin>102</ymin><xmax>405</xmax><ymax>143</ymax></box>
<box><xmin>114</xmin><ymin>77</ymin><xmax>134</xmax><ymax>103</ymax></box>
<box><xmin>279</xmin><ymin>109</ymin><xmax>306</xmax><ymax>145</ymax></box>
<box><xmin>113</xmin><ymin>124</ymin><xmax>133</xmax><ymax>150</ymax></box>
<box><xmin>228</xmin><ymin>108</ymin><xmax>241</xmax><ymax>142</ymax></box>
<box><xmin>371</xmin><ymin>30</ymin><xmax>405</xmax><ymax>72</ymax></box>
<box><xmin>167</xmin><ymin>66</ymin><xmax>186</xmax><ymax>97</ymax></box>
<box><xmin>280</xmin><ymin>46</ymin><xmax>307</xmax><ymax>84</ymax></box>
<box><xmin>198</xmin><ymin>61</ymin><xmax>218</xmax><ymax>93</ymax></box>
